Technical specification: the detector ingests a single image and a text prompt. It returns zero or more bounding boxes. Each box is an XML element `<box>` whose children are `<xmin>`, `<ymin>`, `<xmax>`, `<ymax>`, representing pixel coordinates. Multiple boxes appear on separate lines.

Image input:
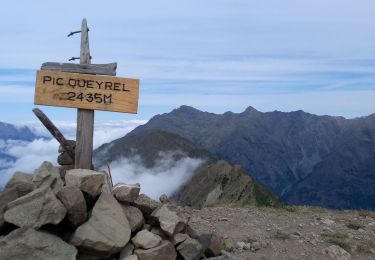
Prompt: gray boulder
<box><xmin>172</xmin><ymin>233</ymin><xmax>189</xmax><ymax>245</ymax></box>
<box><xmin>119</xmin><ymin>243</ymin><xmax>135</xmax><ymax>260</ymax></box>
<box><xmin>65</xmin><ymin>169</ymin><xmax>106</xmax><ymax>197</ymax></box>
<box><xmin>4</xmin><ymin>186</ymin><xmax>66</xmax><ymax>228</ymax></box>
<box><xmin>113</xmin><ymin>183</ymin><xmax>140</xmax><ymax>202</ymax></box>
<box><xmin>132</xmin><ymin>194</ymin><xmax>161</xmax><ymax>216</ymax></box>
<box><xmin>176</xmin><ymin>237</ymin><xmax>204</xmax><ymax>260</ymax></box>
<box><xmin>71</xmin><ymin>193</ymin><xmax>131</xmax><ymax>255</ymax></box>
<box><xmin>123</xmin><ymin>256</ymin><xmax>138</xmax><ymax>260</ymax></box>
<box><xmin>33</xmin><ymin>161</ymin><xmax>64</xmax><ymax>194</ymax></box>
<box><xmin>59</xmin><ymin>165</ymin><xmax>74</xmax><ymax>180</ymax></box>
<box><xmin>57</xmin><ymin>186</ymin><xmax>87</xmax><ymax>227</ymax></box>
<box><xmin>208</xmin><ymin>251</ymin><xmax>241</xmax><ymax>260</ymax></box>
<box><xmin>198</xmin><ymin>232</ymin><xmax>224</xmax><ymax>257</ymax></box>
<box><xmin>121</xmin><ymin>204</ymin><xmax>144</xmax><ymax>232</ymax></box>
<box><xmin>132</xmin><ymin>230</ymin><xmax>162</xmax><ymax>249</ymax></box>
<box><xmin>0</xmin><ymin>227</ymin><xmax>77</xmax><ymax>260</ymax></box>
<box><xmin>5</xmin><ymin>172</ymin><xmax>35</xmax><ymax>196</ymax></box>
<box><xmin>150</xmin><ymin>227</ymin><xmax>168</xmax><ymax>240</ymax></box>
<box><xmin>135</xmin><ymin>240</ymin><xmax>177</xmax><ymax>260</ymax></box>
<box><xmin>0</xmin><ymin>188</ymin><xmax>18</xmax><ymax>229</ymax></box>
<box><xmin>150</xmin><ymin>204</ymin><xmax>187</xmax><ymax>237</ymax></box>
<box><xmin>159</xmin><ymin>194</ymin><xmax>170</xmax><ymax>204</ymax></box>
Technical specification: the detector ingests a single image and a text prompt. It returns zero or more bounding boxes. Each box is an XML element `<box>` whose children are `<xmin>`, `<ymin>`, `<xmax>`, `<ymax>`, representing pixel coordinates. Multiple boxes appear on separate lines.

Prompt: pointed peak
<box><xmin>243</xmin><ymin>106</ymin><xmax>259</xmax><ymax>113</ymax></box>
<box><xmin>172</xmin><ymin>105</ymin><xmax>202</xmax><ymax>114</ymax></box>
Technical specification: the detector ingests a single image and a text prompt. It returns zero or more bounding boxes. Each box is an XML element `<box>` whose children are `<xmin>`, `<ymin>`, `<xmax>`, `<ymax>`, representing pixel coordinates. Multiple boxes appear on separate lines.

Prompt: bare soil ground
<box><xmin>181</xmin><ymin>205</ymin><xmax>375</xmax><ymax>260</ymax></box>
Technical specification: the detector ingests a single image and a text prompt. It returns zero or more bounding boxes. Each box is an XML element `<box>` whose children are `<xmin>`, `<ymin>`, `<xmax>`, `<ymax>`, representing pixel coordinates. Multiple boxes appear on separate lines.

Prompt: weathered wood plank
<box><xmin>32</xmin><ymin>108</ymin><xmax>75</xmax><ymax>160</ymax></box>
<box><xmin>34</xmin><ymin>70</ymin><xmax>139</xmax><ymax>113</ymax></box>
<box><xmin>41</xmin><ymin>62</ymin><xmax>117</xmax><ymax>76</ymax></box>
<box><xmin>75</xmin><ymin>18</ymin><xmax>94</xmax><ymax>170</ymax></box>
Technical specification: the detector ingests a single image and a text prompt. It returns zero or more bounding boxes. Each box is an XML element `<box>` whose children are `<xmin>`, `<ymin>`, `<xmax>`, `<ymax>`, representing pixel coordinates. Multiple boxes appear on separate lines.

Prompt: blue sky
<box><xmin>0</xmin><ymin>0</ymin><xmax>375</xmax><ymax>122</ymax></box>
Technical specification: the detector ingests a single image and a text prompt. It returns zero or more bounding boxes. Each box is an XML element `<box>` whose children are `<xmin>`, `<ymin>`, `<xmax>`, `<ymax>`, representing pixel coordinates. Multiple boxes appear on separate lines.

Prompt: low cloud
<box><xmin>0</xmin><ymin>120</ymin><xmax>146</xmax><ymax>186</ymax></box>
<box><xmin>23</xmin><ymin>120</ymin><xmax>147</xmax><ymax>149</ymax></box>
<box><xmin>102</xmin><ymin>152</ymin><xmax>204</xmax><ymax>200</ymax></box>
<box><xmin>0</xmin><ymin>138</ymin><xmax>58</xmax><ymax>186</ymax></box>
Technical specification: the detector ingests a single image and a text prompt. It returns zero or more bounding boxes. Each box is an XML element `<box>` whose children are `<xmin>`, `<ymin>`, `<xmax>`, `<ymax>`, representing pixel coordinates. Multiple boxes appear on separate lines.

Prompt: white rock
<box><xmin>321</xmin><ymin>218</ymin><xmax>335</xmax><ymax>226</ymax></box>
<box><xmin>132</xmin><ymin>230</ymin><xmax>162</xmax><ymax>250</ymax></box>
<box><xmin>113</xmin><ymin>183</ymin><xmax>140</xmax><ymax>202</ymax></box>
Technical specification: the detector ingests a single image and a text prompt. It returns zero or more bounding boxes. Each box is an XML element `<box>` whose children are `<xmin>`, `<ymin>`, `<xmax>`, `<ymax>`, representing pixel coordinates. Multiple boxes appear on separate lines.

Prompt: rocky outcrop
<box><xmin>0</xmin><ymin>228</ymin><xmax>77</xmax><ymax>260</ymax></box>
<box><xmin>0</xmin><ymin>162</ymin><xmax>227</xmax><ymax>260</ymax></box>
<box><xmin>174</xmin><ymin>160</ymin><xmax>279</xmax><ymax>209</ymax></box>
<box><xmin>4</xmin><ymin>186</ymin><xmax>66</xmax><ymax>228</ymax></box>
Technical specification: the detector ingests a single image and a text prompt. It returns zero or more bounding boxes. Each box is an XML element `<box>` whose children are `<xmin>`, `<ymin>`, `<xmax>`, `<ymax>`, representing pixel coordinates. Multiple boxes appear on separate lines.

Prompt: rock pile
<box><xmin>0</xmin><ymin>161</ymin><xmax>228</xmax><ymax>260</ymax></box>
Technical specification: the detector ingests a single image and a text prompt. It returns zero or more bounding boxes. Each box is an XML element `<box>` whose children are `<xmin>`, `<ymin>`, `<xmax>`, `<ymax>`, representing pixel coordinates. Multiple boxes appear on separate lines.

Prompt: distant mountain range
<box><xmin>0</xmin><ymin>122</ymin><xmax>40</xmax><ymax>172</ymax></box>
<box><xmin>2</xmin><ymin>106</ymin><xmax>375</xmax><ymax>210</ymax></box>
<box><xmin>0</xmin><ymin>122</ymin><xmax>38</xmax><ymax>141</ymax></box>
<box><xmin>94</xmin><ymin>129</ymin><xmax>278</xmax><ymax>208</ymax></box>
<box><xmin>96</xmin><ymin>105</ymin><xmax>375</xmax><ymax>210</ymax></box>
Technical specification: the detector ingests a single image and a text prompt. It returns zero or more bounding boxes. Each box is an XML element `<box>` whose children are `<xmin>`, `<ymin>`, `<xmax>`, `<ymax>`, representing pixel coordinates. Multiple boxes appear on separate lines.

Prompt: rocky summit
<box><xmin>1</xmin><ymin>160</ymin><xmax>375</xmax><ymax>259</ymax></box>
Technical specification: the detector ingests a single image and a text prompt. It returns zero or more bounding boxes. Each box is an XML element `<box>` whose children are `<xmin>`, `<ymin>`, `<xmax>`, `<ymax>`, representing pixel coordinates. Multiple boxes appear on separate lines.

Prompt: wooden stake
<box><xmin>32</xmin><ymin>108</ymin><xmax>75</xmax><ymax>160</ymax></box>
<box><xmin>75</xmin><ymin>18</ymin><xmax>94</xmax><ymax>169</ymax></box>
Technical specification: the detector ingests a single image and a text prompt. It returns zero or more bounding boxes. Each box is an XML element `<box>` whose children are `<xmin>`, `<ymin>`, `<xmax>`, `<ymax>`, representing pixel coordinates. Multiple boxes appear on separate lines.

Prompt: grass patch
<box><xmin>274</xmin><ymin>230</ymin><xmax>290</xmax><ymax>240</ymax></box>
<box><xmin>223</xmin><ymin>240</ymin><xmax>235</xmax><ymax>252</ymax></box>
<box><xmin>346</xmin><ymin>222</ymin><xmax>364</xmax><ymax>230</ymax></box>
<box><xmin>358</xmin><ymin>210</ymin><xmax>375</xmax><ymax>219</ymax></box>
<box><xmin>259</xmin><ymin>205</ymin><xmax>327</xmax><ymax>214</ymax></box>
<box><xmin>356</xmin><ymin>241</ymin><xmax>375</xmax><ymax>254</ymax></box>
<box><xmin>322</xmin><ymin>231</ymin><xmax>350</xmax><ymax>251</ymax></box>
<box><xmin>253</xmin><ymin>182</ymin><xmax>279</xmax><ymax>207</ymax></box>
<box><xmin>282</xmin><ymin>205</ymin><xmax>327</xmax><ymax>213</ymax></box>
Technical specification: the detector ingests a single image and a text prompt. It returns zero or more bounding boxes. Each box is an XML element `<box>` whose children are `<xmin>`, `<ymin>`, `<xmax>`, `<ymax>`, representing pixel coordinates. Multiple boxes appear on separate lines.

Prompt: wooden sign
<box><xmin>34</xmin><ymin>70</ymin><xmax>139</xmax><ymax>113</ymax></box>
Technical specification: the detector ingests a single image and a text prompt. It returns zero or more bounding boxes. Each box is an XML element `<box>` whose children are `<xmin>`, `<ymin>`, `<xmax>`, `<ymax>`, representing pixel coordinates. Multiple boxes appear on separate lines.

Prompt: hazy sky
<box><xmin>0</xmin><ymin>0</ymin><xmax>375</xmax><ymax>122</ymax></box>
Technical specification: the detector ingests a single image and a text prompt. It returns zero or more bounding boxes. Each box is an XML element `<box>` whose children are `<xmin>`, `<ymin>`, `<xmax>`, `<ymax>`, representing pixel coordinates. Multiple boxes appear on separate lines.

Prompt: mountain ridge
<box><xmin>127</xmin><ymin>105</ymin><xmax>375</xmax><ymax>209</ymax></box>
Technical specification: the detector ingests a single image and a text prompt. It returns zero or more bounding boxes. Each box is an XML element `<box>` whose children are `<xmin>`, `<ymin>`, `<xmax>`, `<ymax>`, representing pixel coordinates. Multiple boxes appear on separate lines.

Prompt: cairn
<box><xmin>0</xmin><ymin>160</ymin><xmax>229</xmax><ymax>260</ymax></box>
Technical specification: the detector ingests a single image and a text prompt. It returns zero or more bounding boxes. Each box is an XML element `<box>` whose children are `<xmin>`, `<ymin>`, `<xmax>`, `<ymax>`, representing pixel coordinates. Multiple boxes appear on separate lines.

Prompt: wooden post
<box><xmin>75</xmin><ymin>18</ymin><xmax>94</xmax><ymax>169</ymax></box>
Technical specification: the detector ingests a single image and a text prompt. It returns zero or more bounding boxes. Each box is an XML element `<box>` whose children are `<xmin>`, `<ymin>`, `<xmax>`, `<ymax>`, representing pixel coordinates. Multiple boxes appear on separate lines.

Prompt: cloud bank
<box><xmin>101</xmin><ymin>152</ymin><xmax>204</xmax><ymax>200</ymax></box>
<box><xmin>0</xmin><ymin>120</ymin><xmax>146</xmax><ymax>186</ymax></box>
